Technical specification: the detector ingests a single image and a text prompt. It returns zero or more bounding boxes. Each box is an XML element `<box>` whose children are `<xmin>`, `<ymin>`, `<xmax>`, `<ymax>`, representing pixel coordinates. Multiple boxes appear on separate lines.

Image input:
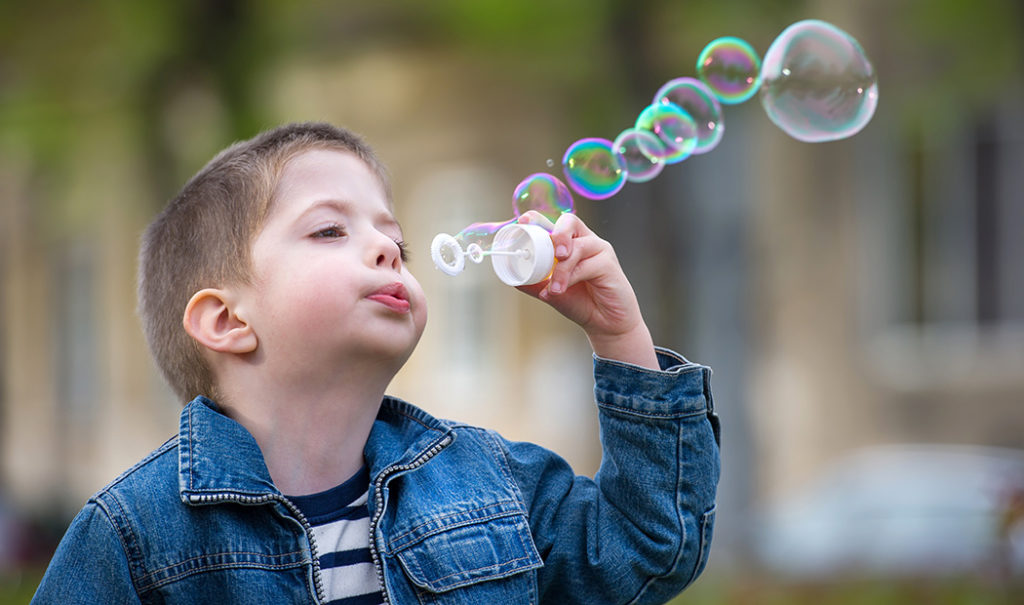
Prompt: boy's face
<box><xmin>240</xmin><ymin>148</ymin><xmax>426</xmax><ymax>377</ymax></box>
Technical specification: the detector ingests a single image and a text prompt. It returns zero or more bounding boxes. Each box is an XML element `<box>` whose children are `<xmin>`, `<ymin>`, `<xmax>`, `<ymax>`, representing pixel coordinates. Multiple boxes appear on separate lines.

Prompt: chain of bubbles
<box><xmin>431</xmin><ymin>19</ymin><xmax>879</xmax><ymax>279</ymax></box>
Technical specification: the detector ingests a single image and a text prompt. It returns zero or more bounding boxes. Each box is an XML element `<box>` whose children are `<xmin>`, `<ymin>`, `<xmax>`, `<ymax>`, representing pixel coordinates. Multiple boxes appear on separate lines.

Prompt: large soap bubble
<box><xmin>759</xmin><ymin>19</ymin><xmax>878</xmax><ymax>142</ymax></box>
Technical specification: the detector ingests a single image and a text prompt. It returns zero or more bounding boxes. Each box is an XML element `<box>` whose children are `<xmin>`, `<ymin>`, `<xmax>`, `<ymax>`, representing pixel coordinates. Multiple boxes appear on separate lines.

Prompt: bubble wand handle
<box><xmin>489</xmin><ymin>223</ymin><xmax>555</xmax><ymax>286</ymax></box>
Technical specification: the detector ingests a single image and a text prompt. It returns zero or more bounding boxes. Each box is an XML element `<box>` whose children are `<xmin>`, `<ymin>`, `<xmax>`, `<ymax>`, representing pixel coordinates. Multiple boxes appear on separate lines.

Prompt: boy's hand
<box><xmin>515</xmin><ymin>211</ymin><xmax>659</xmax><ymax>370</ymax></box>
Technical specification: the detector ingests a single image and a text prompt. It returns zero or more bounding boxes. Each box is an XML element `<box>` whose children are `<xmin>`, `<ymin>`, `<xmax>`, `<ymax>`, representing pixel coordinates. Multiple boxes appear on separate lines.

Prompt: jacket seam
<box><xmin>388</xmin><ymin>505</ymin><xmax>524</xmax><ymax>552</ymax></box>
<box><xmin>626</xmin><ymin>421</ymin><xmax>689</xmax><ymax>605</ymax></box>
<box><xmin>596</xmin><ymin>401</ymin><xmax>708</xmax><ymax>420</ymax></box>
<box><xmin>138</xmin><ymin>549</ymin><xmax>306</xmax><ymax>580</ymax></box>
<box><xmin>482</xmin><ymin>429</ymin><xmax>529</xmax><ymax>504</ymax></box>
<box><xmin>408</xmin><ymin>550</ymin><xmax>539</xmax><ymax>592</ymax></box>
<box><xmin>382</xmin><ymin>397</ymin><xmax>452</xmax><ymax>434</ymax></box>
<box><xmin>93</xmin><ymin>438</ymin><xmax>177</xmax><ymax>498</ymax></box>
<box><xmin>187</xmin><ymin>403</ymin><xmax>195</xmax><ymax>492</ymax></box>
<box><xmin>595</xmin><ymin>353</ymin><xmax>706</xmax><ymax>376</ymax></box>
<box><xmin>139</xmin><ymin>559</ymin><xmax>308</xmax><ymax>592</ymax></box>
<box><xmin>92</xmin><ymin>495</ymin><xmax>147</xmax><ymax>598</ymax></box>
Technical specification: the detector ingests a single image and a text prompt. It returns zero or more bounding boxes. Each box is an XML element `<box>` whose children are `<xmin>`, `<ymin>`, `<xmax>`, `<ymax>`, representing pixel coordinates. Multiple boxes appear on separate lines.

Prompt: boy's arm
<box><xmin>502</xmin><ymin>350</ymin><xmax>719</xmax><ymax>604</ymax></box>
<box><xmin>512</xmin><ymin>212</ymin><xmax>720</xmax><ymax>603</ymax></box>
<box><xmin>32</xmin><ymin>502</ymin><xmax>142</xmax><ymax>604</ymax></box>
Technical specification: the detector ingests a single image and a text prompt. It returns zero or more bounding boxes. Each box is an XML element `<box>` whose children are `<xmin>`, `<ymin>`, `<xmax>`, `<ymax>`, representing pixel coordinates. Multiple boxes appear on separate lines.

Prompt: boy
<box><xmin>33</xmin><ymin>122</ymin><xmax>720</xmax><ymax>604</ymax></box>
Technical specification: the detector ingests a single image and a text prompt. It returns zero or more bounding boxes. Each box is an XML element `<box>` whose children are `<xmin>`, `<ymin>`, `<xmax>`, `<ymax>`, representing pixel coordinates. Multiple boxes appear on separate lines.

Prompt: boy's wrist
<box><xmin>587</xmin><ymin>324</ymin><xmax>659</xmax><ymax>370</ymax></box>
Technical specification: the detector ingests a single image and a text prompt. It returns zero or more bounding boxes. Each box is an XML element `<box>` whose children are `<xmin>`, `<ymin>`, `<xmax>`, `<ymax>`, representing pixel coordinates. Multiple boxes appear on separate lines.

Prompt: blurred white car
<box><xmin>752</xmin><ymin>444</ymin><xmax>1024</xmax><ymax>578</ymax></box>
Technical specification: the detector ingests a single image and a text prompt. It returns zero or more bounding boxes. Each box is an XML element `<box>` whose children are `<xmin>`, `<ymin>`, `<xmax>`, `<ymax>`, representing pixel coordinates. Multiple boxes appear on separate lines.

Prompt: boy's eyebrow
<box><xmin>302</xmin><ymin>198</ymin><xmax>403</xmax><ymax>234</ymax></box>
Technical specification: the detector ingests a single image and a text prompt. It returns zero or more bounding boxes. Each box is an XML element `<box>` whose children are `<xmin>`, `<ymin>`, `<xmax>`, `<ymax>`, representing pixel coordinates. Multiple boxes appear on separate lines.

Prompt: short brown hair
<box><xmin>138</xmin><ymin>122</ymin><xmax>389</xmax><ymax>402</ymax></box>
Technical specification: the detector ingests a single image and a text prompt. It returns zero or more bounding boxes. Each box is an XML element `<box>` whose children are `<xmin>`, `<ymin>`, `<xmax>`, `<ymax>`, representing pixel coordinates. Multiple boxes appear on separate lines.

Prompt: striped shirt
<box><xmin>287</xmin><ymin>467</ymin><xmax>384</xmax><ymax>605</ymax></box>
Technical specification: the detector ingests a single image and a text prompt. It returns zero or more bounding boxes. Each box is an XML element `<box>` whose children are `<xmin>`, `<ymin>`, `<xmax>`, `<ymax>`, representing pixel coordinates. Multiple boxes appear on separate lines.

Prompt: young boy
<box><xmin>33</xmin><ymin>122</ymin><xmax>720</xmax><ymax>604</ymax></box>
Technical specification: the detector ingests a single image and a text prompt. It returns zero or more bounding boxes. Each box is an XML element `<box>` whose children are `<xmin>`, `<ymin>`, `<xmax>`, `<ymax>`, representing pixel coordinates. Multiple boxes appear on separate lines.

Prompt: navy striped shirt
<box><xmin>288</xmin><ymin>467</ymin><xmax>383</xmax><ymax>605</ymax></box>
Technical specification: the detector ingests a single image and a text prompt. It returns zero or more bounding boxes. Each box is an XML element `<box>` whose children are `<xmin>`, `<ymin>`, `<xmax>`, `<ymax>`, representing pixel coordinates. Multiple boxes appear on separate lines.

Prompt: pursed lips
<box><xmin>367</xmin><ymin>282</ymin><xmax>411</xmax><ymax>313</ymax></box>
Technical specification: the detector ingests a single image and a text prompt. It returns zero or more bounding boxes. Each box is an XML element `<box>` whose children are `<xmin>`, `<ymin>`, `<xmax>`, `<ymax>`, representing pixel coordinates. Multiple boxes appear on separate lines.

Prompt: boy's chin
<box><xmin>358</xmin><ymin>333</ymin><xmax>422</xmax><ymax>368</ymax></box>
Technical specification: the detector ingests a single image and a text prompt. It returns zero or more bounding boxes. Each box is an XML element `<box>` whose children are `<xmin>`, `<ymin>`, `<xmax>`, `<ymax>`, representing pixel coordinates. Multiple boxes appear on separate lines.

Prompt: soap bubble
<box><xmin>454</xmin><ymin>219</ymin><xmax>516</xmax><ymax>250</ymax></box>
<box><xmin>654</xmin><ymin>77</ymin><xmax>724</xmax><ymax>154</ymax></box>
<box><xmin>512</xmin><ymin>173</ymin><xmax>575</xmax><ymax>222</ymax></box>
<box><xmin>635</xmin><ymin>102</ymin><xmax>698</xmax><ymax>164</ymax></box>
<box><xmin>562</xmin><ymin>137</ymin><xmax>627</xmax><ymax>200</ymax></box>
<box><xmin>760</xmin><ymin>19</ymin><xmax>878</xmax><ymax>143</ymax></box>
<box><xmin>432</xmin><ymin>219</ymin><xmax>518</xmax><ymax>276</ymax></box>
<box><xmin>697</xmin><ymin>36</ymin><xmax>761</xmax><ymax>104</ymax></box>
<box><xmin>613</xmin><ymin>128</ymin><xmax>665</xmax><ymax>183</ymax></box>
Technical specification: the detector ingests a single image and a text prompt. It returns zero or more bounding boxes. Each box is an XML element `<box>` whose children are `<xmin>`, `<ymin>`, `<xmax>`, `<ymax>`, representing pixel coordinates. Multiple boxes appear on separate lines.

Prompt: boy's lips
<box><xmin>367</xmin><ymin>282</ymin><xmax>411</xmax><ymax>313</ymax></box>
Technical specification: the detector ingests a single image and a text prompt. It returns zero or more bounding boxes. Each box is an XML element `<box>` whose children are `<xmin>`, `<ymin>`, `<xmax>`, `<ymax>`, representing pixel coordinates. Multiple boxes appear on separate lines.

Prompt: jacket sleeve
<box><xmin>502</xmin><ymin>347</ymin><xmax>720</xmax><ymax>605</ymax></box>
<box><xmin>32</xmin><ymin>501</ymin><xmax>142</xmax><ymax>605</ymax></box>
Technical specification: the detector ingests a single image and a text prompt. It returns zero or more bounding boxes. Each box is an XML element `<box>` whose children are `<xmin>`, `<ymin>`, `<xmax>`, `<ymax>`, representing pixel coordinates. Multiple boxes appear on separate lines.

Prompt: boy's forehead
<box><xmin>271</xmin><ymin>148</ymin><xmax>392</xmax><ymax>215</ymax></box>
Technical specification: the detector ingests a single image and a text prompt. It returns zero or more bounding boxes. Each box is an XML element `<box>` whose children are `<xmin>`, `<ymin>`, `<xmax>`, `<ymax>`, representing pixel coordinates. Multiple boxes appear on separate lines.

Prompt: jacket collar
<box><xmin>364</xmin><ymin>396</ymin><xmax>456</xmax><ymax>482</ymax></box>
<box><xmin>178</xmin><ymin>396</ymin><xmax>278</xmax><ymax>503</ymax></box>
<box><xmin>178</xmin><ymin>395</ymin><xmax>455</xmax><ymax>502</ymax></box>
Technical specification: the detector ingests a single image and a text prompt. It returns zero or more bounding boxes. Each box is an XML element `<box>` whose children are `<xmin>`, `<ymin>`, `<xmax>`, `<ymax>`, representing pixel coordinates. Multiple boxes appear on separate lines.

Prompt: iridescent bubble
<box><xmin>454</xmin><ymin>219</ymin><xmax>516</xmax><ymax>250</ymax></box>
<box><xmin>760</xmin><ymin>19</ymin><xmax>878</xmax><ymax>143</ymax></box>
<box><xmin>635</xmin><ymin>102</ymin><xmax>698</xmax><ymax>164</ymax></box>
<box><xmin>432</xmin><ymin>218</ymin><xmax>520</xmax><ymax>276</ymax></box>
<box><xmin>697</xmin><ymin>36</ymin><xmax>761</xmax><ymax>104</ymax></box>
<box><xmin>562</xmin><ymin>137</ymin><xmax>627</xmax><ymax>200</ymax></box>
<box><xmin>613</xmin><ymin>128</ymin><xmax>665</xmax><ymax>183</ymax></box>
<box><xmin>512</xmin><ymin>173</ymin><xmax>575</xmax><ymax>222</ymax></box>
<box><xmin>654</xmin><ymin>77</ymin><xmax>724</xmax><ymax>154</ymax></box>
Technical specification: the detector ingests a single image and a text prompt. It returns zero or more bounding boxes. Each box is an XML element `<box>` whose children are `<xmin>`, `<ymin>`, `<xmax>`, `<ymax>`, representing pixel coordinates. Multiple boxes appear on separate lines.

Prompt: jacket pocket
<box><xmin>393</xmin><ymin>511</ymin><xmax>542</xmax><ymax>601</ymax></box>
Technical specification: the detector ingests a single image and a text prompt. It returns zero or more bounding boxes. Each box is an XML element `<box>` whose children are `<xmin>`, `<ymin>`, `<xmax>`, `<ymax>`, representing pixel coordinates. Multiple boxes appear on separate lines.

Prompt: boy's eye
<box><xmin>312</xmin><ymin>224</ymin><xmax>346</xmax><ymax>239</ymax></box>
<box><xmin>395</xmin><ymin>240</ymin><xmax>410</xmax><ymax>263</ymax></box>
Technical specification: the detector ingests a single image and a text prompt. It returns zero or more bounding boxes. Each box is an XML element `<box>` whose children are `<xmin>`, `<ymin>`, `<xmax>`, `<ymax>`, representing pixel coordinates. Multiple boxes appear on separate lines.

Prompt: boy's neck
<box><xmin>214</xmin><ymin>357</ymin><xmax>399</xmax><ymax>496</ymax></box>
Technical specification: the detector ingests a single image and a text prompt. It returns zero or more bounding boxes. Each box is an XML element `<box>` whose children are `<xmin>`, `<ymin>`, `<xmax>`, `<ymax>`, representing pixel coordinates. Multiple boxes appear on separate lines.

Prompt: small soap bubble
<box><xmin>760</xmin><ymin>19</ymin><xmax>878</xmax><ymax>142</ymax></box>
<box><xmin>545</xmin><ymin>158</ymin><xmax>555</xmax><ymax>167</ymax></box>
<box><xmin>455</xmin><ymin>219</ymin><xmax>516</xmax><ymax>250</ymax></box>
<box><xmin>697</xmin><ymin>36</ymin><xmax>761</xmax><ymax>104</ymax></box>
<box><xmin>654</xmin><ymin>77</ymin><xmax>724</xmax><ymax>154</ymax></box>
<box><xmin>512</xmin><ymin>173</ymin><xmax>575</xmax><ymax>222</ymax></box>
<box><xmin>613</xmin><ymin>128</ymin><xmax>665</xmax><ymax>183</ymax></box>
<box><xmin>635</xmin><ymin>102</ymin><xmax>698</xmax><ymax>164</ymax></box>
<box><xmin>562</xmin><ymin>137</ymin><xmax>627</xmax><ymax>200</ymax></box>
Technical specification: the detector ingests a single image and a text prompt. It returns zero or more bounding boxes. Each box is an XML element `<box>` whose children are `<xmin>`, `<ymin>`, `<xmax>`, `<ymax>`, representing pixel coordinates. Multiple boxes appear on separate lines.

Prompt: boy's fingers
<box><xmin>515</xmin><ymin>212</ymin><xmax>613</xmax><ymax>297</ymax></box>
<box><xmin>518</xmin><ymin>211</ymin><xmax>585</xmax><ymax>261</ymax></box>
<box><xmin>546</xmin><ymin>232</ymin><xmax>608</xmax><ymax>294</ymax></box>
<box><xmin>517</xmin><ymin>211</ymin><xmax>556</xmax><ymax>231</ymax></box>
<box><xmin>549</xmin><ymin>213</ymin><xmax>591</xmax><ymax>260</ymax></box>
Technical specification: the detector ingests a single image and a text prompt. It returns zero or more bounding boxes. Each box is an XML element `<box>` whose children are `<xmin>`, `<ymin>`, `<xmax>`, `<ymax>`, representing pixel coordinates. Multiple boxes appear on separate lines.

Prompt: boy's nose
<box><xmin>372</xmin><ymin>235</ymin><xmax>402</xmax><ymax>271</ymax></box>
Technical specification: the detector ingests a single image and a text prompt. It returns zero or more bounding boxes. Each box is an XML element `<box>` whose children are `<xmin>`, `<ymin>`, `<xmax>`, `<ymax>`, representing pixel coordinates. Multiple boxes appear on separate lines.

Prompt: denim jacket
<box><xmin>33</xmin><ymin>348</ymin><xmax>720</xmax><ymax>604</ymax></box>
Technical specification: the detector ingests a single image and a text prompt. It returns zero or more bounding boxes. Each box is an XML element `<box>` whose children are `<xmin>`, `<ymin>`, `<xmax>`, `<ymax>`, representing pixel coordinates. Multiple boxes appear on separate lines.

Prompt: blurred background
<box><xmin>2</xmin><ymin>0</ymin><xmax>1023</xmax><ymax>602</ymax></box>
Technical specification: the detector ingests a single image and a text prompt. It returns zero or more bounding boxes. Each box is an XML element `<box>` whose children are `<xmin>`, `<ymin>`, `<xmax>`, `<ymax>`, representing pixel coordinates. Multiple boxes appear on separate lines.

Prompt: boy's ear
<box><xmin>182</xmin><ymin>288</ymin><xmax>258</xmax><ymax>354</ymax></box>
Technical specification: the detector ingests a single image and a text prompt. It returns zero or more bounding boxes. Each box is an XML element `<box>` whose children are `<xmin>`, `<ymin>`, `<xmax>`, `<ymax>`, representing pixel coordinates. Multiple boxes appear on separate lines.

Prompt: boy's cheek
<box><xmin>413</xmin><ymin>292</ymin><xmax>428</xmax><ymax>327</ymax></box>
